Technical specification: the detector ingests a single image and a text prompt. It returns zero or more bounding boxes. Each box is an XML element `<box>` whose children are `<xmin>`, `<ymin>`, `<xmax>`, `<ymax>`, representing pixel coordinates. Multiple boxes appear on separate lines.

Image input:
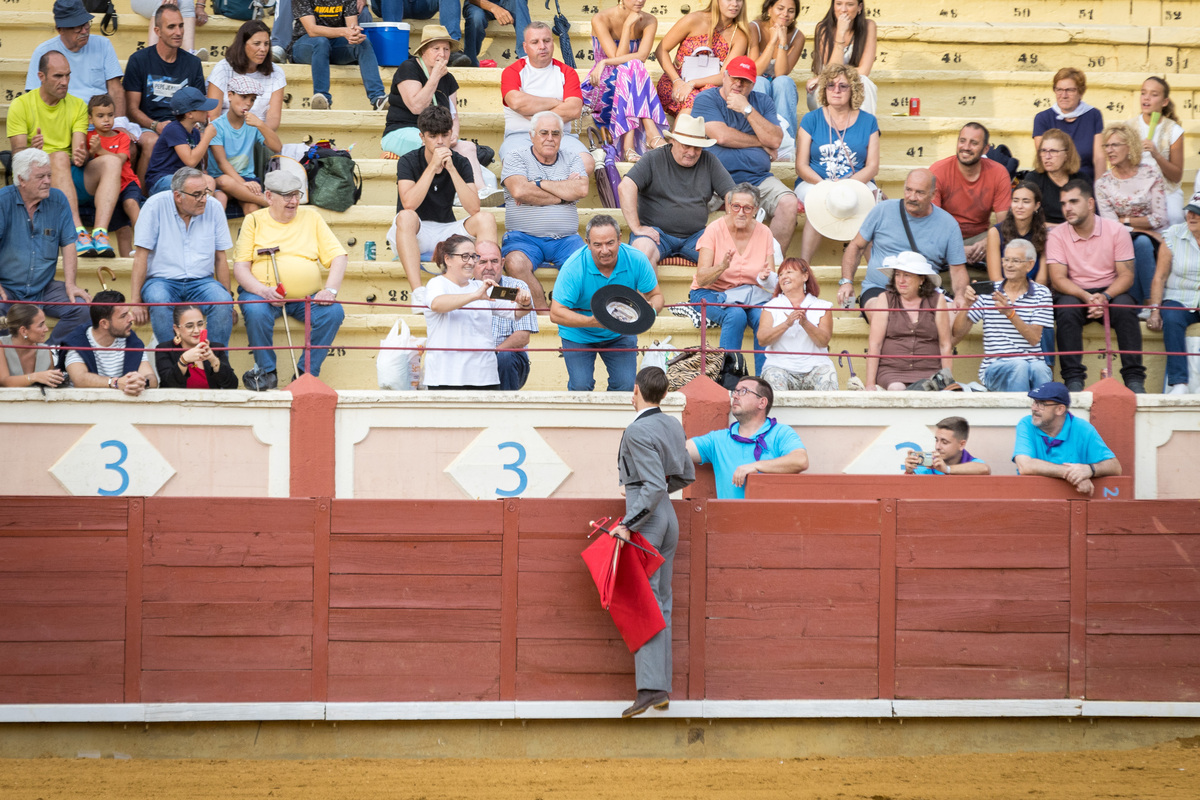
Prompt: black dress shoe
<box><xmin>1065</xmin><ymin>380</ymin><xmax>1085</xmax><ymax>393</ymax></box>
<box><xmin>621</xmin><ymin>689</ymin><xmax>669</xmax><ymax>718</ymax></box>
<box><xmin>449</xmin><ymin>52</ymin><xmax>474</xmax><ymax>68</ymax></box>
<box><xmin>1126</xmin><ymin>380</ymin><xmax>1146</xmax><ymax>394</ymax></box>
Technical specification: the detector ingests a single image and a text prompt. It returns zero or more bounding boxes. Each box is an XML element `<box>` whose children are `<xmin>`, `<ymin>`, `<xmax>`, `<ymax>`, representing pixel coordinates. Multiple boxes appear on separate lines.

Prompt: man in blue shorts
<box><xmin>550</xmin><ymin>215</ymin><xmax>662</xmax><ymax>392</ymax></box>
<box><xmin>687</xmin><ymin>376</ymin><xmax>808</xmax><ymax>499</ymax></box>
<box><xmin>1013</xmin><ymin>381</ymin><xmax>1121</xmax><ymax>496</ymax></box>
<box><xmin>501</xmin><ymin>110</ymin><xmax>588</xmax><ymax>313</ymax></box>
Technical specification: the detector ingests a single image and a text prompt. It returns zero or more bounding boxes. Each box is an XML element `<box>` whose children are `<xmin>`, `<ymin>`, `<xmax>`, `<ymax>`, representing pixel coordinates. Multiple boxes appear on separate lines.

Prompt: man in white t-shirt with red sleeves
<box><xmin>498</xmin><ymin>22</ymin><xmax>593</xmax><ymax>173</ymax></box>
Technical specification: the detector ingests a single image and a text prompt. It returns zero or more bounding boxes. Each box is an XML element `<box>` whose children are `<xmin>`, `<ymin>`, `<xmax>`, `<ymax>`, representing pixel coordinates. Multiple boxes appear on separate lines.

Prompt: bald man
<box><xmin>476</xmin><ymin>238</ymin><xmax>539</xmax><ymax>390</ymax></box>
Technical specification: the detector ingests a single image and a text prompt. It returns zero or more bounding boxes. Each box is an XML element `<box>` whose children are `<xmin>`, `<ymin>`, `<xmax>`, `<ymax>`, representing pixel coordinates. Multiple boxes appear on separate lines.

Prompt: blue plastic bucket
<box><xmin>361</xmin><ymin>22</ymin><xmax>411</xmax><ymax>67</ymax></box>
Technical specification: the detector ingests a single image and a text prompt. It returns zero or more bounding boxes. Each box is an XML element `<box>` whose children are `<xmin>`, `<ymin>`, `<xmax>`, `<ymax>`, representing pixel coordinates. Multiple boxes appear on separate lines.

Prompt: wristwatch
<box><xmin>838</xmin><ymin>278</ymin><xmax>852</xmax><ymax>286</ymax></box>
<box><xmin>108</xmin><ymin>376</ymin><xmax>118</xmax><ymax>389</ymax></box>
<box><xmin>741</xmin><ymin>105</ymin><xmax>753</xmax><ymax>117</ymax></box>
<box><xmin>326</xmin><ymin>287</ymin><xmax>339</xmax><ymax>297</ymax></box>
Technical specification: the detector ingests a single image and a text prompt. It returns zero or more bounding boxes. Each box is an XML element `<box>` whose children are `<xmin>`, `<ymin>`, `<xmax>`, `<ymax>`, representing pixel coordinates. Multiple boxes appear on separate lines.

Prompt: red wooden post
<box><xmin>878</xmin><ymin>499</ymin><xmax>897</xmax><ymax>700</ymax></box>
<box><xmin>287</xmin><ymin>375</ymin><xmax>338</xmax><ymax>498</ymax></box>
<box><xmin>679</xmin><ymin>376</ymin><xmax>730</xmax><ymax>500</ymax></box>
<box><xmin>1087</xmin><ymin>377</ymin><xmax>1136</xmax><ymax>493</ymax></box>
<box><xmin>499</xmin><ymin>499</ymin><xmax>520</xmax><ymax>700</ymax></box>
<box><xmin>688</xmin><ymin>499</ymin><xmax>707</xmax><ymax>700</ymax></box>
<box><xmin>312</xmin><ymin>498</ymin><xmax>331</xmax><ymax>702</ymax></box>
<box><xmin>124</xmin><ymin>498</ymin><xmax>142</xmax><ymax>703</ymax></box>
<box><xmin>1068</xmin><ymin>500</ymin><xmax>1087</xmax><ymax>698</ymax></box>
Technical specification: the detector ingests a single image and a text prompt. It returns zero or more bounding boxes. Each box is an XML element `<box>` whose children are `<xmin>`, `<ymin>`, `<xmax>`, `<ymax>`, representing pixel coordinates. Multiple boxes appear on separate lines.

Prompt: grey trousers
<box><xmin>633</xmin><ymin>501</ymin><xmax>678</xmax><ymax>693</ymax></box>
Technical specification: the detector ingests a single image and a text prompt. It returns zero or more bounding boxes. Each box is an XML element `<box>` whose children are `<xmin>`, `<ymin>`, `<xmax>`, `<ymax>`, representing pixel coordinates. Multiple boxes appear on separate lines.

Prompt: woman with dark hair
<box><xmin>206</xmin><ymin>19</ymin><xmax>287</xmax><ymax>130</ymax></box>
<box><xmin>0</xmin><ymin>305</ymin><xmax>65</xmax><ymax>388</ymax></box>
<box><xmin>1024</xmin><ymin>127</ymin><xmax>1083</xmax><ymax>227</ymax></box>
<box><xmin>748</xmin><ymin>0</ymin><xmax>803</xmax><ymax>144</ymax></box>
<box><xmin>864</xmin><ymin>252</ymin><xmax>953</xmax><ymax>391</ymax></box>
<box><xmin>757</xmin><ymin>258</ymin><xmax>838</xmax><ymax>390</ymax></box>
<box><xmin>988</xmin><ymin>182</ymin><xmax>1049</xmax><ymax>283</ymax></box>
<box><xmin>654</xmin><ymin>0</ymin><xmax>751</xmax><ymax>117</ymax></box>
<box><xmin>425</xmin><ymin>234</ymin><xmax>532</xmax><ymax>390</ymax></box>
<box><xmin>1032</xmin><ymin>67</ymin><xmax>1104</xmax><ymax>182</ymax></box>
<box><xmin>155</xmin><ymin>305</ymin><xmax>238</xmax><ymax>389</ymax></box>
<box><xmin>1127</xmin><ymin>76</ymin><xmax>1186</xmax><ymax>226</ymax></box>
<box><xmin>807</xmin><ymin>0</ymin><xmax>877</xmax><ymax>114</ymax></box>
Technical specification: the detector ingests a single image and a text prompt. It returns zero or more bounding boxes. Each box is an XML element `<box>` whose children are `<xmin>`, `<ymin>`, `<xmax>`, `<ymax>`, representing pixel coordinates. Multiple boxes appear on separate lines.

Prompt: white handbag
<box><xmin>680</xmin><ymin>47</ymin><xmax>721</xmax><ymax>83</ymax></box>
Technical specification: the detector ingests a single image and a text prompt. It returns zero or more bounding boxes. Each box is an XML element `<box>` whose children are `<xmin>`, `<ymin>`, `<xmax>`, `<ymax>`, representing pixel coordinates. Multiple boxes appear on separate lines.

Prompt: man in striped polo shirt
<box><xmin>500</xmin><ymin>109</ymin><xmax>588</xmax><ymax>313</ymax></box>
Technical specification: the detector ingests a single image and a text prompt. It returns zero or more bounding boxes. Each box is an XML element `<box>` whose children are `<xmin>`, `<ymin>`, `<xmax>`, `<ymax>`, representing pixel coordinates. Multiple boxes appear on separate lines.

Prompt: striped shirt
<box><xmin>64</xmin><ymin>328</ymin><xmax>150</xmax><ymax>378</ymax></box>
<box><xmin>966</xmin><ymin>281</ymin><xmax>1054</xmax><ymax>380</ymax></box>
<box><xmin>491</xmin><ymin>275</ymin><xmax>539</xmax><ymax>346</ymax></box>
<box><xmin>501</xmin><ymin>146</ymin><xmax>585</xmax><ymax>239</ymax></box>
<box><xmin>1162</xmin><ymin>223</ymin><xmax>1200</xmax><ymax>309</ymax></box>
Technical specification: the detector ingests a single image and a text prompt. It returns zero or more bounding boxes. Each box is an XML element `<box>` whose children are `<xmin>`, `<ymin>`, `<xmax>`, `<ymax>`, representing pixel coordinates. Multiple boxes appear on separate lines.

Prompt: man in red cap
<box><xmin>691</xmin><ymin>56</ymin><xmax>798</xmax><ymax>253</ymax></box>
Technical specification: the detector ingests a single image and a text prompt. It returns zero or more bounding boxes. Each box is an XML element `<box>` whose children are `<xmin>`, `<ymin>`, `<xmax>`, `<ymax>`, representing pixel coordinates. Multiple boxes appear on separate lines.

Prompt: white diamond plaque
<box><xmin>49</xmin><ymin>422</ymin><xmax>176</xmax><ymax>497</ymax></box>
<box><xmin>842</xmin><ymin>422</ymin><xmax>936</xmax><ymax>475</ymax></box>
<box><xmin>445</xmin><ymin>425</ymin><xmax>572</xmax><ymax>499</ymax></box>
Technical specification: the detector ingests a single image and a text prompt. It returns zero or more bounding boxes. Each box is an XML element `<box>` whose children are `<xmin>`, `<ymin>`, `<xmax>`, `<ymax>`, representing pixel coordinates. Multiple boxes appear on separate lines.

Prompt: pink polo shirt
<box><xmin>1045</xmin><ymin>215</ymin><xmax>1135</xmax><ymax>289</ymax></box>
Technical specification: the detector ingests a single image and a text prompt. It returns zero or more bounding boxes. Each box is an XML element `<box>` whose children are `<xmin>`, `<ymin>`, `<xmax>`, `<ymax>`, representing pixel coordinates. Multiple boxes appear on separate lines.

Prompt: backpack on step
<box><xmin>302</xmin><ymin>142</ymin><xmax>362</xmax><ymax>213</ymax></box>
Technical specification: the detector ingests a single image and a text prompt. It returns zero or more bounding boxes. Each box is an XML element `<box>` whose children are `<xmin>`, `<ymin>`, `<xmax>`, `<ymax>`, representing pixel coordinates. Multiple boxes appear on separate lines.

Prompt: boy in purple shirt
<box><xmin>904</xmin><ymin>416</ymin><xmax>991</xmax><ymax>475</ymax></box>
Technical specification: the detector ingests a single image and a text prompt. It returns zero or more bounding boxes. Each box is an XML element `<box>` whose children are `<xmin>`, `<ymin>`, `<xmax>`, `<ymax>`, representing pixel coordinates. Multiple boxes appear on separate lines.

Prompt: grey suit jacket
<box><xmin>618</xmin><ymin>407</ymin><xmax>696</xmax><ymax>531</ymax></box>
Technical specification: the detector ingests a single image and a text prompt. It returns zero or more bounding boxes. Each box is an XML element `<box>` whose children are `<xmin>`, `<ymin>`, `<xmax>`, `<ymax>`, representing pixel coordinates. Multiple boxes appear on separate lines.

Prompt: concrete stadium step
<box><xmin>5</xmin><ymin>0</ymin><xmax>1188</xmax><ymax>28</ymax></box>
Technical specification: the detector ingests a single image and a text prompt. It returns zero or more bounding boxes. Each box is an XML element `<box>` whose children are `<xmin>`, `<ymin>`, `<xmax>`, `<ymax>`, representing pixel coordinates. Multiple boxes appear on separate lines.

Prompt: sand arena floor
<box><xmin>3</xmin><ymin>739</ymin><xmax>1200</xmax><ymax>799</ymax></box>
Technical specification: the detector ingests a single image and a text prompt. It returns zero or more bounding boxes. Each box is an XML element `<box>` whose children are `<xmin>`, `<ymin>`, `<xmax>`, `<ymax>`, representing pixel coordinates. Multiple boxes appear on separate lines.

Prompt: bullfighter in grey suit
<box><xmin>613</xmin><ymin>367</ymin><xmax>696</xmax><ymax>718</ymax></box>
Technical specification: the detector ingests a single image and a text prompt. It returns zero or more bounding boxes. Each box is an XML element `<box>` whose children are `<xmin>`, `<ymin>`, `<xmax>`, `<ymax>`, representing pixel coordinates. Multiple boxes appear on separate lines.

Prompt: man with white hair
<box><xmin>500</xmin><ymin>109</ymin><xmax>588</xmax><ymax>313</ymax></box>
<box><xmin>0</xmin><ymin>148</ymin><xmax>91</xmax><ymax>345</ymax></box>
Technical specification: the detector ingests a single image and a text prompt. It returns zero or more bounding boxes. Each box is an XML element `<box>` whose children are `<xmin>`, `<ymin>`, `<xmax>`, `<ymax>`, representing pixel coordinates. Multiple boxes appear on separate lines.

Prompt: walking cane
<box><xmin>256</xmin><ymin>247</ymin><xmax>300</xmax><ymax>377</ymax></box>
<box><xmin>96</xmin><ymin>266</ymin><xmax>115</xmax><ymax>291</ymax></box>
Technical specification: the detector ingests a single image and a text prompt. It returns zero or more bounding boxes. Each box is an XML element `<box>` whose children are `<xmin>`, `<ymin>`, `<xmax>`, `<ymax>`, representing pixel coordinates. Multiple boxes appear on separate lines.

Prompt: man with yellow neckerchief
<box><xmin>232</xmin><ymin>170</ymin><xmax>346</xmax><ymax>389</ymax></box>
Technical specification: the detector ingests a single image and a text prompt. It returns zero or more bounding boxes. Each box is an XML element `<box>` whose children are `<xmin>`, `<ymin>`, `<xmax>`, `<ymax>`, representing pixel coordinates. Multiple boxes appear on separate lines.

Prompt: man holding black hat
<box><xmin>26</xmin><ymin>1</ymin><xmax>126</xmax><ymax>126</ymax></box>
<box><xmin>232</xmin><ymin>170</ymin><xmax>347</xmax><ymax>389</ymax></box>
<box><xmin>619</xmin><ymin>115</ymin><xmax>735</xmax><ymax>270</ymax></box>
<box><xmin>550</xmin><ymin>214</ymin><xmax>662</xmax><ymax>392</ymax></box>
<box><xmin>1012</xmin><ymin>381</ymin><xmax>1121</xmax><ymax>496</ymax></box>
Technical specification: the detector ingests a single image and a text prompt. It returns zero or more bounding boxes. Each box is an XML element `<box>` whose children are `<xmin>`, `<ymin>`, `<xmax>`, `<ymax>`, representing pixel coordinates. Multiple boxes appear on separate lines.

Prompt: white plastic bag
<box><xmin>640</xmin><ymin>336</ymin><xmax>673</xmax><ymax>374</ymax></box>
<box><xmin>377</xmin><ymin>318</ymin><xmax>425</xmax><ymax>390</ymax></box>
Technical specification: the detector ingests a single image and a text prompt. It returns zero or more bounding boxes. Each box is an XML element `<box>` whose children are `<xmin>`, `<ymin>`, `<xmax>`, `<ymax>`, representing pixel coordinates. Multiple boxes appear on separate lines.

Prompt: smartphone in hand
<box><xmin>198</xmin><ymin>329</ymin><xmax>209</xmax><ymax>343</ymax></box>
<box><xmin>488</xmin><ymin>285</ymin><xmax>519</xmax><ymax>301</ymax></box>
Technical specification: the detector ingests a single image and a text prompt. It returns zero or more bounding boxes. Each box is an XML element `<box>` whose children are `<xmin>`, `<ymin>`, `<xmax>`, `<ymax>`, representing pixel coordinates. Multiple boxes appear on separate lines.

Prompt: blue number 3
<box><xmin>98</xmin><ymin>439</ymin><xmax>130</xmax><ymax>496</ymax></box>
<box><xmin>496</xmin><ymin>441</ymin><xmax>527</xmax><ymax>498</ymax></box>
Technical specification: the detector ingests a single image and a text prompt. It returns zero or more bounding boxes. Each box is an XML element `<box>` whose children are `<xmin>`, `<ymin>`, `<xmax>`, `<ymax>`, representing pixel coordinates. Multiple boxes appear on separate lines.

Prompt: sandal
<box><xmin>382</xmin><ymin>151</ymin><xmax>400</xmax><ymax>160</ymax></box>
<box><xmin>648</xmin><ymin>136</ymin><xmax>668</xmax><ymax>149</ymax></box>
<box><xmin>624</xmin><ymin>149</ymin><xmax>641</xmax><ymax>163</ymax></box>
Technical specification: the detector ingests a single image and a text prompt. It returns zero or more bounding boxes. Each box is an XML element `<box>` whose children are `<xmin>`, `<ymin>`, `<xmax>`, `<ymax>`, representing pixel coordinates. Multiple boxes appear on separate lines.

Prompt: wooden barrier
<box><xmin>2</xmin><ymin>495</ymin><xmax>1198</xmax><ymax>705</ymax></box>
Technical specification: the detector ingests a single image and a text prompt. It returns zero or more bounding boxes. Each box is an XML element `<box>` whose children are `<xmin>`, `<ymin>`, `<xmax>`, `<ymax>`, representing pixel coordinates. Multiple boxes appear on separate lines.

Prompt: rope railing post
<box><xmin>699</xmin><ymin>300</ymin><xmax>708</xmax><ymax>363</ymax></box>
<box><xmin>1102</xmin><ymin>300</ymin><xmax>1114</xmax><ymax>379</ymax></box>
<box><xmin>304</xmin><ymin>297</ymin><xmax>313</xmax><ymax>375</ymax></box>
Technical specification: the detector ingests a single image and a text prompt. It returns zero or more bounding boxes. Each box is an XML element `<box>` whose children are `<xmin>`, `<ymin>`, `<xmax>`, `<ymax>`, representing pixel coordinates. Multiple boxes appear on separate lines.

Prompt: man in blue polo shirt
<box><xmin>687</xmin><ymin>376</ymin><xmax>809</xmax><ymax>499</ymax></box>
<box><xmin>1013</xmin><ymin>381</ymin><xmax>1121</xmax><ymax>496</ymax></box>
<box><xmin>549</xmin><ymin>214</ymin><xmax>662</xmax><ymax>392</ymax></box>
<box><xmin>0</xmin><ymin>148</ymin><xmax>91</xmax><ymax>345</ymax></box>
<box><xmin>130</xmin><ymin>167</ymin><xmax>234</xmax><ymax>347</ymax></box>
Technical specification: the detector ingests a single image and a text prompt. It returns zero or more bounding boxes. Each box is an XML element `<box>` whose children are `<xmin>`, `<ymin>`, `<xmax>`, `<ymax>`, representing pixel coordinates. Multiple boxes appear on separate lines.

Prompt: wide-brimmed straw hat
<box><xmin>664</xmin><ymin>115</ymin><xmax>716</xmax><ymax>148</ymax></box>
<box><xmin>879</xmin><ymin>251</ymin><xmax>942</xmax><ymax>287</ymax></box>
<box><xmin>415</xmin><ymin>25</ymin><xmax>462</xmax><ymax>54</ymax></box>
<box><xmin>804</xmin><ymin>179</ymin><xmax>876</xmax><ymax>241</ymax></box>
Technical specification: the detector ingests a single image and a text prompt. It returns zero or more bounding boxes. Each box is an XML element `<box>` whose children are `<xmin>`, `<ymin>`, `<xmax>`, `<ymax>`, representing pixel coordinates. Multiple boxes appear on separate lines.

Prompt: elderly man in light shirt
<box><xmin>130</xmin><ymin>166</ymin><xmax>234</xmax><ymax>346</ymax></box>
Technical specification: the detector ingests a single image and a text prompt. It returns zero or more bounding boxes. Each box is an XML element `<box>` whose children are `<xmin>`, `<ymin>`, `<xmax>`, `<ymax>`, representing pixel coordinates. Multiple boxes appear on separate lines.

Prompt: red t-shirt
<box><xmin>500</xmin><ymin>58</ymin><xmax>581</xmax><ymax>137</ymax></box>
<box><xmin>87</xmin><ymin>129</ymin><xmax>140</xmax><ymax>192</ymax></box>
<box><xmin>930</xmin><ymin>156</ymin><xmax>1012</xmax><ymax>239</ymax></box>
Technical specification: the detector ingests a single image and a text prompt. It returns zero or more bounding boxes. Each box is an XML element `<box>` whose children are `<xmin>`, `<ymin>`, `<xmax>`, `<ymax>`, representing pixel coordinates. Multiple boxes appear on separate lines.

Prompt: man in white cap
<box><xmin>232</xmin><ymin>170</ymin><xmax>347</xmax><ymax>389</ymax></box>
<box><xmin>619</xmin><ymin>115</ymin><xmax>735</xmax><ymax>270</ymax></box>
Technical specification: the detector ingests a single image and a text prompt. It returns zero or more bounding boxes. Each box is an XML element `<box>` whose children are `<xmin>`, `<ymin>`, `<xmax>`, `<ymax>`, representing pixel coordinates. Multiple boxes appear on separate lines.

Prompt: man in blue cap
<box><xmin>26</xmin><ymin>0</ymin><xmax>126</xmax><ymax>122</ymax></box>
<box><xmin>1012</xmin><ymin>381</ymin><xmax>1121</xmax><ymax>496</ymax></box>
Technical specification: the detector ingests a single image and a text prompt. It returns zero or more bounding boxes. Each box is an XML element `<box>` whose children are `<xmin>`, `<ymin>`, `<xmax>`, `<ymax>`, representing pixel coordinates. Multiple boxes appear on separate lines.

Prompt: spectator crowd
<box><xmin>1</xmin><ymin>0</ymin><xmax>1197</xmax><ymax>395</ymax></box>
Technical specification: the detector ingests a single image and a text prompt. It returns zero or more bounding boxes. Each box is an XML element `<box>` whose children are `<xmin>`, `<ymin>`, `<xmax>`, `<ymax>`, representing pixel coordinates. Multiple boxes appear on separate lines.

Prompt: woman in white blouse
<box><xmin>757</xmin><ymin>258</ymin><xmax>838</xmax><ymax>390</ymax></box>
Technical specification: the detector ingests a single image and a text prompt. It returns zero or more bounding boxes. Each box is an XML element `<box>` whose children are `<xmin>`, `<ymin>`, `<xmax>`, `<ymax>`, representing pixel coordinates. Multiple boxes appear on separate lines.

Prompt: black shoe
<box><xmin>475</xmin><ymin>144</ymin><xmax>495</xmax><ymax>168</ymax></box>
<box><xmin>621</xmin><ymin>690</ymin><xmax>669</xmax><ymax>718</ymax></box>
<box><xmin>1065</xmin><ymin>380</ymin><xmax>1085</xmax><ymax>393</ymax></box>
<box><xmin>449</xmin><ymin>52</ymin><xmax>473</xmax><ymax>68</ymax></box>
<box><xmin>1126</xmin><ymin>380</ymin><xmax>1146</xmax><ymax>394</ymax></box>
<box><xmin>243</xmin><ymin>367</ymin><xmax>278</xmax><ymax>391</ymax></box>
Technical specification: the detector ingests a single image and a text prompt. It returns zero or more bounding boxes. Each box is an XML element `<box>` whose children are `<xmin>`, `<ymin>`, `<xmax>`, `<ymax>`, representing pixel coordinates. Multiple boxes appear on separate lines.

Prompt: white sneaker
<box><xmin>411</xmin><ymin>284</ymin><xmax>428</xmax><ymax>315</ymax></box>
<box><xmin>1167</xmin><ymin>383</ymin><xmax>1189</xmax><ymax>395</ymax></box>
<box><xmin>271</xmin><ymin>46</ymin><xmax>287</xmax><ymax>64</ymax></box>
<box><xmin>478</xmin><ymin>187</ymin><xmax>505</xmax><ymax>207</ymax></box>
<box><xmin>1138</xmin><ymin>307</ymin><xmax>1152</xmax><ymax>320</ymax></box>
<box><xmin>310</xmin><ymin>94</ymin><xmax>329</xmax><ymax>110</ymax></box>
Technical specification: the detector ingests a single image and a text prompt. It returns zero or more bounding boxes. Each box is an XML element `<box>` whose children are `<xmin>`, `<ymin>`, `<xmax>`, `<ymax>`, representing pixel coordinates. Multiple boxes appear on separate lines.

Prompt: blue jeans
<box><xmin>754</xmin><ymin>75</ymin><xmax>798</xmax><ymax>145</ymax></box>
<box><xmin>0</xmin><ymin>280</ymin><xmax>91</xmax><ymax>346</ymax></box>
<box><xmin>1130</xmin><ymin>233</ymin><xmax>1157</xmax><ymax>304</ymax></box>
<box><xmin>291</xmin><ymin>33</ymin><xmax>385</xmax><ymax>104</ymax></box>
<box><xmin>631</xmin><ymin>227</ymin><xmax>704</xmax><ymax>263</ymax></box>
<box><xmin>497</xmin><ymin>348</ymin><xmax>530</xmax><ymax>390</ymax></box>
<box><xmin>271</xmin><ymin>0</ymin><xmax>292</xmax><ymax>50</ymax></box>
<box><xmin>1161</xmin><ymin>299</ymin><xmax>1200</xmax><ymax>387</ymax></box>
<box><xmin>983</xmin><ymin>357</ymin><xmax>1053</xmax><ymax>392</ymax></box>
<box><xmin>141</xmin><ymin>277</ymin><xmax>234</xmax><ymax>348</ymax></box>
<box><xmin>561</xmin><ymin>334</ymin><xmax>637</xmax><ymax>391</ymax></box>
<box><xmin>238</xmin><ymin>288</ymin><xmax>345</xmax><ymax>376</ymax></box>
<box><xmin>439</xmin><ymin>0</ymin><xmax>464</xmax><ymax>40</ymax></box>
<box><xmin>377</xmin><ymin>0</ymin><xmax>437</xmax><ymax>20</ymax></box>
<box><xmin>463</xmin><ymin>0</ymin><xmax>529</xmax><ymax>65</ymax></box>
<box><xmin>689</xmin><ymin>287</ymin><xmax>765</xmax><ymax>375</ymax></box>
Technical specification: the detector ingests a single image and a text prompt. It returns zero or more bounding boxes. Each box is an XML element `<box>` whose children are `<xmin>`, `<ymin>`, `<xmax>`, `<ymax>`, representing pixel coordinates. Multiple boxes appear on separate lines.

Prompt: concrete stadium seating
<box><xmin>2</xmin><ymin>0</ymin><xmax>1197</xmax><ymax>390</ymax></box>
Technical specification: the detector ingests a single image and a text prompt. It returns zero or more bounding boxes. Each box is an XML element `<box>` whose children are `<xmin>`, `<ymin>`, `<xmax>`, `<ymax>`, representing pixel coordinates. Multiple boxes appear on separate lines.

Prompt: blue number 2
<box><xmin>98</xmin><ymin>439</ymin><xmax>130</xmax><ymax>496</ymax></box>
<box><xmin>496</xmin><ymin>442</ymin><xmax>528</xmax><ymax>497</ymax></box>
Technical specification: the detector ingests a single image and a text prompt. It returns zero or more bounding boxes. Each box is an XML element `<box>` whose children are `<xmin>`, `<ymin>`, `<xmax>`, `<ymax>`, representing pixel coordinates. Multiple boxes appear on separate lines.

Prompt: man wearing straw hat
<box><xmin>619</xmin><ymin>115</ymin><xmax>735</xmax><ymax>270</ymax></box>
<box><xmin>232</xmin><ymin>171</ymin><xmax>347</xmax><ymax>390</ymax></box>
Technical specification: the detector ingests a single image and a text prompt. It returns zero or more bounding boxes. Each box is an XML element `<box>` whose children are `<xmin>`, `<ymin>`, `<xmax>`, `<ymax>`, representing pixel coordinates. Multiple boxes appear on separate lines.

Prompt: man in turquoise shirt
<box><xmin>549</xmin><ymin>214</ymin><xmax>663</xmax><ymax>391</ymax></box>
<box><xmin>1013</xmin><ymin>381</ymin><xmax>1120</xmax><ymax>496</ymax></box>
<box><xmin>687</xmin><ymin>376</ymin><xmax>809</xmax><ymax>499</ymax></box>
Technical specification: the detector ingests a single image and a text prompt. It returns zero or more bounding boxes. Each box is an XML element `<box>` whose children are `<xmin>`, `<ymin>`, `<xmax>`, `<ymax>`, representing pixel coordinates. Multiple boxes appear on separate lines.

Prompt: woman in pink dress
<box><xmin>654</xmin><ymin>0</ymin><xmax>750</xmax><ymax>118</ymax></box>
<box><xmin>584</xmin><ymin>0</ymin><xmax>669</xmax><ymax>161</ymax></box>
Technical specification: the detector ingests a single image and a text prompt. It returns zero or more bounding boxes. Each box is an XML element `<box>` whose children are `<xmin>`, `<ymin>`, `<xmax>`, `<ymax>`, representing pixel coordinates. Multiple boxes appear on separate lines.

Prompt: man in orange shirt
<box><xmin>930</xmin><ymin>122</ymin><xmax>1012</xmax><ymax>266</ymax></box>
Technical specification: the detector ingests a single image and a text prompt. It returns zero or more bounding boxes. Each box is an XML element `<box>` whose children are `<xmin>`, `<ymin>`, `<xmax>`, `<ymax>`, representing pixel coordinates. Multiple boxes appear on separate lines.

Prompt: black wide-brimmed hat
<box><xmin>590</xmin><ymin>284</ymin><xmax>656</xmax><ymax>336</ymax></box>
